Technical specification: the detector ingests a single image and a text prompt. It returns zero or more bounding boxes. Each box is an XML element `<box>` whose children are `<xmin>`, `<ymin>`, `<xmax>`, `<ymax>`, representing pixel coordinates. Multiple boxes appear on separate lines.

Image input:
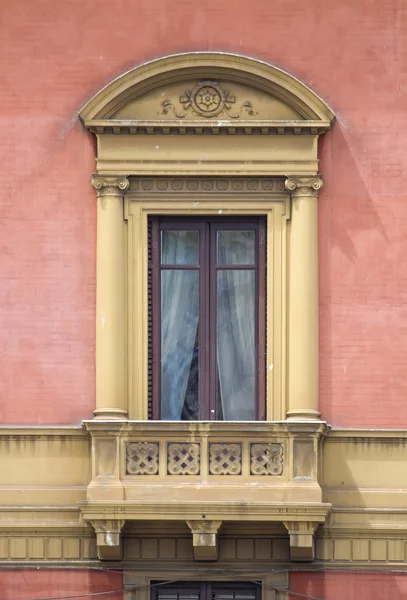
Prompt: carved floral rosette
<box><xmin>160</xmin><ymin>80</ymin><xmax>255</xmax><ymax>119</ymax></box>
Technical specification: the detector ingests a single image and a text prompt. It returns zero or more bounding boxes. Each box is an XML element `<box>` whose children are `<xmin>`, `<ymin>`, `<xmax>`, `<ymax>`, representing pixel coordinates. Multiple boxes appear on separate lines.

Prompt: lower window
<box><xmin>152</xmin><ymin>582</ymin><xmax>261</xmax><ymax>600</ymax></box>
<box><xmin>149</xmin><ymin>216</ymin><xmax>266</xmax><ymax>422</ymax></box>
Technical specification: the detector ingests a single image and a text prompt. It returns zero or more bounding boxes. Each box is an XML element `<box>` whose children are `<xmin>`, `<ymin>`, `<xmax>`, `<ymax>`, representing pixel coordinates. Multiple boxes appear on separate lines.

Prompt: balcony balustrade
<box><xmin>79</xmin><ymin>420</ymin><xmax>330</xmax><ymax>561</ymax></box>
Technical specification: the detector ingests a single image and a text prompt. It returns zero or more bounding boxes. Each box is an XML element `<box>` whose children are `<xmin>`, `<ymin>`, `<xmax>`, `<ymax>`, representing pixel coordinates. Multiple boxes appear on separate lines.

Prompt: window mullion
<box><xmin>200</xmin><ymin>221</ymin><xmax>210</xmax><ymax>420</ymax></box>
<box><xmin>203</xmin><ymin>582</ymin><xmax>211</xmax><ymax>600</ymax></box>
<box><xmin>208</xmin><ymin>222</ymin><xmax>217</xmax><ymax>421</ymax></box>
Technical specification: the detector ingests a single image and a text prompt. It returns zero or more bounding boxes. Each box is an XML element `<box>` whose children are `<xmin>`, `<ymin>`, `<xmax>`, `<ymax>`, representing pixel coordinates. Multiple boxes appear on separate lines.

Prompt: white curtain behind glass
<box><xmin>217</xmin><ymin>231</ymin><xmax>255</xmax><ymax>420</ymax></box>
<box><xmin>160</xmin><ymin>232</ymin><xmax>199</xmax><ymax>420</ymax></box>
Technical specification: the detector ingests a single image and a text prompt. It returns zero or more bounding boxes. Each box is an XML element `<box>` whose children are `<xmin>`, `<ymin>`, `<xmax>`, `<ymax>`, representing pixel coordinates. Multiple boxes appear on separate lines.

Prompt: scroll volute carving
<box><xmin>112</xmin><ymin>79</ymin><xmax>303</xmax><ymax>122</ymax></box>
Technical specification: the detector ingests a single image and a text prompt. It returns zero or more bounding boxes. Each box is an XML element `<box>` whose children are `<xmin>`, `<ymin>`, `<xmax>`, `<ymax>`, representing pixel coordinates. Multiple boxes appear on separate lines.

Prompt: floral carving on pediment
<box><xmin>159</xmin><ymin>80</ymin><xmax>256</xmax><ymax>119</ymax></box>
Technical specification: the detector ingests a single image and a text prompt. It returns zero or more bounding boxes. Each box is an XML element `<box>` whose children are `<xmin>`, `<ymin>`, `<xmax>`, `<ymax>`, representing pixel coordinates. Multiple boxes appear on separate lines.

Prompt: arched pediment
<box><xmin>80</xmin><ymin>52</ymin><xmax>335</xmax><ymax>135</ymax></box>
<box><xmin>81</xmin><ymin>53</ymin><xmax>335</xmax><ymax>176</ymax></box>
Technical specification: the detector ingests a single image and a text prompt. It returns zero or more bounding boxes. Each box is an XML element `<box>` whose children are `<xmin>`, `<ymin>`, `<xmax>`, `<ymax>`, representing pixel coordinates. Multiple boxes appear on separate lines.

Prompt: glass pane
<box><xmin>161</xmin><ymin>270</ymin><xmax>199</xmax><ymax>420</ymax></box>
<box><xmin>161</xmin><ymin>230</ymin><xmax>199</xmax><ymax>265</ymax></box>
<box><xmin>216</xmin><ymin>270</ymin><xmax>255</xmax><ymax>420</ymax></box>
<box><xmin>217</xmin><ymin>230</ymin><xmax>255</xmax><ymax>265</ymax></box>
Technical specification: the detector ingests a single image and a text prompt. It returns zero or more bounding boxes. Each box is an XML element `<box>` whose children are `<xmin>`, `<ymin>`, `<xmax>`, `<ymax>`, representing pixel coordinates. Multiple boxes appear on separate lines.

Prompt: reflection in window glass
<box><xmin>161</xmin><ymin>270</ymin><xmax>199</xmax><ymax>420</ymax></box>
<box><xmin>216</xmin><ymin>269</ymin><xmax>255</xmax><ymax>420</ymax></box>
<box><xmin>217</xmin><ymin>230</ymin><xmax>255</xmax><ymax>265</ymax></box>
<box><xmin>161</xmin><ymin>230</ymin><xmax>199</xmax><ymax>265</ymax></box>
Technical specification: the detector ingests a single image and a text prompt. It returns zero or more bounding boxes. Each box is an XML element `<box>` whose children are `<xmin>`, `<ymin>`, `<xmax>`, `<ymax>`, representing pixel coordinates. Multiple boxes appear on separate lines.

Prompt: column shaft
<box><xmin>92</xmin><ymin>175</ymin><xmax>129</xmax><ymax>419</ymax></box>
<box><xmin>285</xmin><ymin>176</ymin><xmax>322</xmax><ymax>420</ymax></box>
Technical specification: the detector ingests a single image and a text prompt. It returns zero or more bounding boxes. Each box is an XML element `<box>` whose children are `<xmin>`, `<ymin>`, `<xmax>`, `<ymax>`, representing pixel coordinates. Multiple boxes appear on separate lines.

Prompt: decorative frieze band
<box><xmin>128</xmin><ymin>177</ymin><xmax>286</xmax><ymax>193</ymax></box>
<box><xmin>125</xmin><ymin>442</ymin><xmax>284</xmax><ymax>476</ymax></box>
<box><xmin>90</xmin><ymin>176</ymin><xmax>320</xmax><ymax>197</ymax></box>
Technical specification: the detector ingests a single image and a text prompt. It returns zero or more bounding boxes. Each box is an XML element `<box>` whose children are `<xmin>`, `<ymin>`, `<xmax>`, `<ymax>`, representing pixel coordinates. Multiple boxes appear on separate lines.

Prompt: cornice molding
<box><xmin>1</xmin><ymin>425</ymin><xmax>405</xmax><ymax>440</ymax></box>
<box><xmin>82</xmin><ymin>419</ymin><xmax>329</xmax><ymax>436</ymax></box>
<box><xmin>86</xmin><ymin>120</ymin><xmax>330</xmax><ymax>136</ymax></box>
<box><xmin>326</xmin><ymin>429</ymin><xmax>407</xmax><ymax>442</ymax></box>
<box><xmin>0</xmin><ymin>426</ymin><xmax>87</xmax><ymax>440</ymax></box>
<box><xmin>79</xmin><ymin>501</ymin><xmax>331</xmax><ymax>522</ymax></box>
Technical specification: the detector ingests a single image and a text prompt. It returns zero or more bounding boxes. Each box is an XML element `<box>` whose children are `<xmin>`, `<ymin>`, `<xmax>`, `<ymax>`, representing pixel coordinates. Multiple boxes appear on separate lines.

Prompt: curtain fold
<box><xmin>160</xmin><ymin>231</ymin><xmax>199</xmax><ymax>420</ymax></box>
<box><xmin>216</xmin><ymin>231</ymin><xmax>255</xmax><ymax>420</ymax></box>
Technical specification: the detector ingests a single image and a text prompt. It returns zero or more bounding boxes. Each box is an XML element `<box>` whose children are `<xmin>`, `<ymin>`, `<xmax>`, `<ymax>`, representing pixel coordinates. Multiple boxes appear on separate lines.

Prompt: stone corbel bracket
<box><xmin>186</xmin><ymin>520</ymin><xmax>222</xmax><ymax>561</ymax></box>
<box><xmin>90</xmin><ymin>519</ymin><xmax>125</xmax><ymax>560</ymax></box>
<box><xmin>283</xmin><ymin>520</ymin><xmax>320</xmax><ymax>561</ymax></box>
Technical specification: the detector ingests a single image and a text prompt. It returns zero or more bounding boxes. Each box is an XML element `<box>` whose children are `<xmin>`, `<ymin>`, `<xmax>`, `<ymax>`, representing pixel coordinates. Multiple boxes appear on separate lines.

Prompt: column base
<box><xmin>93</xmin><ymin>408</ymin><xmax>128</xmax><ymax>420</ymax></box>
<box><xmin>286</xmin><ymin>408</ymin><xmax>321</xmax><ymax>421</ymax></box>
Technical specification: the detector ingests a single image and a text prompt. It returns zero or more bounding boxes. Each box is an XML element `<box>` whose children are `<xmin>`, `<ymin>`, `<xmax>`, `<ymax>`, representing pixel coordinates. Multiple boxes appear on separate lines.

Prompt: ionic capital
<box><xmin>285</xmin><ymin>176</ymin><xmax>323</xmax><ymax>197</ymax></box>
<box><xmin>92</xmin><ymin>174</ymin><xmax>129</xmax><ymax>196</ymax></box>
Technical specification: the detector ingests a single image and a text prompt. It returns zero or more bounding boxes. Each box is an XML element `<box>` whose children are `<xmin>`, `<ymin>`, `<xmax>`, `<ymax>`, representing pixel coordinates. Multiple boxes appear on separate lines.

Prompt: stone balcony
<box><xmin>79</xmin><ymin>420</ymin><xmax>330</xmax><ymax>561</ymax></box>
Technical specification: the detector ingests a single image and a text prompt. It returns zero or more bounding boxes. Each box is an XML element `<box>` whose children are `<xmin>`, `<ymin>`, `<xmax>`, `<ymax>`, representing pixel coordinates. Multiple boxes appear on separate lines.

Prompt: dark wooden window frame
<box><xmin>151</xmin><ymin>581</ymin><xmax>261</xmax><ymax>600</ymax></box>
<box><xmin>149</xmin><ymin>216</ymin><xmax>266</xmax><ymax>421</ymax></box>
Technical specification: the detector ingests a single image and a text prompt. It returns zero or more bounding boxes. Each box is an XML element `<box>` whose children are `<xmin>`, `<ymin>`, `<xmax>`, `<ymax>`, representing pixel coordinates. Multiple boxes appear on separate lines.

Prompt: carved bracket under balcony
<box><xmin>283</xmin><ymin>520</ymin><xmax>319</xmax><ymax>561</ymax></box>
<box><xmin>90</xmin><ymin>519</ymin><xmax>125</xmax><ymax>560</ymax></box>
<box><xmin>186</xmin><ymin>520</ymin><xmax>222</xmax><ymax>561</ymax></box>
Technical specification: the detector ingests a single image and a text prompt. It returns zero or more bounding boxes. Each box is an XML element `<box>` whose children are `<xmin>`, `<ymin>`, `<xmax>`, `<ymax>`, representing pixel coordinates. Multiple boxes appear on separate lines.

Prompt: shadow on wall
<box><xmin>319</xmin><ymin>122</ymin><xmax>387</xmax><ymax>263</ymax></box>
<box><xmin>317</xmin><ymin>122</ymin><xmax>388</xmax><ymax>426</ymax></box>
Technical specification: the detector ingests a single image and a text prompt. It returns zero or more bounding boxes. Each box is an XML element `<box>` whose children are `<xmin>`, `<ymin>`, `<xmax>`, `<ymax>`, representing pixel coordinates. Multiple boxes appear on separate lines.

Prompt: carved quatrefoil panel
<box><xmin>209</xmin><ymin>443</ymin><xmax>242</xmax><ymax>475</ymax></box>
<box><xmin>250</xmin><ymin>443</ymin><xmax>284</xmax><ymax>475</ymax></box>
<box><xmin>167</xmin><ymin>442</ymin><xmax>200</xmax><ymax>475</ymax></box>
<box><xmin>125</xmin><ymin>441</ymin><xmax>284</xmax><ymax>476</ymax></box>
<box><xmin>126</xmin><ymin>442</ymin><xmax>159</xmax><ymax>475</ymax></box>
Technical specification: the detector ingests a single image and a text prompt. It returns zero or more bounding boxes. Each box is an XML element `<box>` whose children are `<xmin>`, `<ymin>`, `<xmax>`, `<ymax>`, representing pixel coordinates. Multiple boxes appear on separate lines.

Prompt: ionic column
<box><xmin>92</xmin><ymin>175</ymin><xmax>129</xmax><ymax>420</ymax></box>
<box><xmin>285</xmin><ymin>176</ymin><xmax>322</xmax><ymax>421</ymax></box>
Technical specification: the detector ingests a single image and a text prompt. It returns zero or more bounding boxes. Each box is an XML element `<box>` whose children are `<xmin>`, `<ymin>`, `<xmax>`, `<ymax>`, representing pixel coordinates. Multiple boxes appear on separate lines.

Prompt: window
<box><xmin>152</xmin><ymin>582</ymin><xmax>261</xmax><ymax>600</ymax></box>
<box><xmin>149</xmin><ymin>217</ymin><xmax>266</xmax><ymax>421</ymax></box>
<box><xmin>83</xmin><ymin>54</ymin><xmax>334</xmax><ymax>422</ymax></box>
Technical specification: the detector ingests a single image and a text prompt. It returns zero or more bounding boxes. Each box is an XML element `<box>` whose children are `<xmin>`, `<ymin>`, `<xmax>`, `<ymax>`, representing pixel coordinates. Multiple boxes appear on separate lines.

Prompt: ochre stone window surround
<box><xmin>80</xmin><ymin>52</ymin><xmax>335</xmax><ymax>423</ymax></box>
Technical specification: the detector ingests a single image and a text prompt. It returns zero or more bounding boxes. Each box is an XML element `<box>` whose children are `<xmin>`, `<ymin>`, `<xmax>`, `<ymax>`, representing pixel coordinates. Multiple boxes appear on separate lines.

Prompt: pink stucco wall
<box><xmin>1</xmin><ymin>0</ymin><xmax>406</xmax><ymax>426</ymax></box>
